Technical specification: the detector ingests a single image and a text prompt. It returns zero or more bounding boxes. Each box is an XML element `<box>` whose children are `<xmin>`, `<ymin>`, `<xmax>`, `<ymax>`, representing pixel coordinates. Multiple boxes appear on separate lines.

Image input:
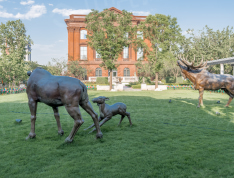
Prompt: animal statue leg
<box><xmin>80</xmin><ymin>101</ymin><xmax>103</xmax><ymax>139</ymax></box>
<box><xmin>197</xmin><ymin>89</ymin><xmax>204</xmax><ymax>108</ymax></box>
<box><xmin>65</xmin><ymin>106</ymin><xmax>84</xmax><ymax>142</ymax></box>
<box><xmin>118</xmin><ymin>115</ymin><xmax>125</xmax><ymax>126</ymax></box>
<box><xmin>26</xmin><ymin>99</ymin><xmax>37</xmax><ymax>140</ymax></box>
<box><xmin>125</xmin><ymin>112</ymin><xmax>132</xmax><ymax>126</ymax></box>
<box><xmin>84</xmin><ymin>116</ymin><xmax>103</xmax><ymax>130</ymax></box>
<box><xmin>118</xmin><ymin>109</ymin><xmax>132</xmax><ymax>126</ymax></box>
<box><xmin>52</xmin><ymin>107</ymin><xmax>64</xmax><ymax>135</ymax></box>
<box><xmin>89</xmin><ymin>117</ymin><xmax>111</xmax><ymax>133</ymax></box>
<box><xmin>225</xmin><ymin>97</ymin><xmax>233</xmax><ymax>107</ymax></box>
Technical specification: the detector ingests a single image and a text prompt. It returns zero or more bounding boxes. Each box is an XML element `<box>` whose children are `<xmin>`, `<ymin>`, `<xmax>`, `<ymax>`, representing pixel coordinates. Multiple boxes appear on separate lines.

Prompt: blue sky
<box><xmin>0</xmin><ymin>0</ymin><xmax>234</xmax><ymax>65</ymax></box>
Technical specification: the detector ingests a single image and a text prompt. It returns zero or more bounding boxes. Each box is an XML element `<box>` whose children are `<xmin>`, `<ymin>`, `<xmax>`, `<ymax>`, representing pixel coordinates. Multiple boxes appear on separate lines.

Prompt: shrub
<box><xmin>96</xmin><ymin>77</ymin><xmax>109</xmax><ymax>84</ymax></box>
<box><xmin>166</xmin><ymin>83</ymin><xmax>193</xmax><ymax>86</ymax></box>
<box><xmin>176</xmin><ymin>77</ymin><xmax>184</xmax><ymax>83</ymax></box>
<box><xmin>132</xmin><ymin>84</ymin><xmax>141</xmax><ymax>89</ymax></box>
<box><xmin>161</xmin><ymin>79</ymin><xmax>166</xmax><ymax>84</ymax></box>
<box><xmin>166</xmin><ymin>77</ymin><xmax>176</xmax><ymax>83</ymax></box>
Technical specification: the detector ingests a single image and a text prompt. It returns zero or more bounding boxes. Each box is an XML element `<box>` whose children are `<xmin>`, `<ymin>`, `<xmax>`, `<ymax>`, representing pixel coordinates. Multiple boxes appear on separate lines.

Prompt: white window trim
<box><xmin>80</xmin><ymin>46</ymin><xmax>87</xmax><ymax>60</ymax></box>
<box><xmin>137</xmin><ymin>47</ymin><xmax>143</xmax><ymax>60</ymax></box>
<box><xmin>80</xmin><ymin>30</ymin><xmax>87</xmax><ymax>39</ymax></box>
<box><xmin>123</xmin><ymin>46</ymin><xmax>129</xmax><ymax>59</ymax></box>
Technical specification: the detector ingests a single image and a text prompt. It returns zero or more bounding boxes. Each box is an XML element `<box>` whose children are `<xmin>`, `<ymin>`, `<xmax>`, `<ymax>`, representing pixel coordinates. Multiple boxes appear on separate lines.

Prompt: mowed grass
<box><xmin>1</xmin><ymin>90</ymin><xmax>234</xmax><ymax>177</ymax></box>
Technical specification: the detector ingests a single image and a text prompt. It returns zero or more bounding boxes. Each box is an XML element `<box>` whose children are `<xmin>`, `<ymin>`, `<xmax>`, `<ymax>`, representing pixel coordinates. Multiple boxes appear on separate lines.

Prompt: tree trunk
<box><xmin>109</xmin><ymin>69</ymin><xmax>112</xmax><ymax>91</ymax></box>
<box><xmin>155</xmin><ymin>72</ymin><xmax>158</xmax><ymax>89</ymax></box>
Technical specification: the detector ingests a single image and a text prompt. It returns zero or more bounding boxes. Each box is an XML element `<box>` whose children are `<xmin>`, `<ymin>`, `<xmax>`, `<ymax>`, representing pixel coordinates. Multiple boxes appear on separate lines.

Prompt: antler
<box><xmin>180</xmin><ymin>58</ymin><xmax>207</xmax><ymax>69</ymax></box>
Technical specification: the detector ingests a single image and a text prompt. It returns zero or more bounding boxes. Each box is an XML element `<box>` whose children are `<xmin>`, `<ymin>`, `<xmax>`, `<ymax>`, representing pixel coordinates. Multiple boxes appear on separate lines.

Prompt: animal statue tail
<box><xmin>79</xmin><ymin>80</ymin><xmax>89</xmax><ymax>102</ymax></box>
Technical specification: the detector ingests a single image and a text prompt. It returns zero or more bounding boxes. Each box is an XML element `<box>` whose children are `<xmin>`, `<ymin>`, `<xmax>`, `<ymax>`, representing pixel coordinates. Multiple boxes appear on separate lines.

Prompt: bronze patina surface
<box><xmin>177</xmin><ymin>59</ymin><xmax>234</xmax><ymax>107</ymax></box>
<box><xmin>85</xmin><ymin>96</ymin><xmax>132</xmax><ymax>133</ymax></box>
<box><xmin>26</xmin><ymin>67</ymin><xmax>103</xmax><ymax>142</ymax></box>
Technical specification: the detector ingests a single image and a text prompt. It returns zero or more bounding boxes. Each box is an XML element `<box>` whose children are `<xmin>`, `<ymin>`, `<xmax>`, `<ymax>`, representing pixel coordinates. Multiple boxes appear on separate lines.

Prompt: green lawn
<box><xmin>1</xmin><ymin>90</ymin><xmax>234</xmax><ymax>177</ymax></box>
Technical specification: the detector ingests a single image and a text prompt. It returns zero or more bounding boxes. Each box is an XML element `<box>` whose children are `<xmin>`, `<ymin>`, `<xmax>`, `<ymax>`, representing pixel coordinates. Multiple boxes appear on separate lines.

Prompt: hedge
<box><xmin>96</xmin><ymin>77</ymin><xmax>109</xmax><ymax>84</ymax></box>
<box><xmin>132</xmin><ymin>84</ymin><xmax>141</xmax><ymax>89</ymax></box>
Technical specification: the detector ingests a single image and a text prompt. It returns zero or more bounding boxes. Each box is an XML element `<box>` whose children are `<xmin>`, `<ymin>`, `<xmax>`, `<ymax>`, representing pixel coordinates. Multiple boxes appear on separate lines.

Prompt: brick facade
<box><xmin>64</xmin><ymin>7</ymin><xmax>150</xmax><ymax>79</ymax></box>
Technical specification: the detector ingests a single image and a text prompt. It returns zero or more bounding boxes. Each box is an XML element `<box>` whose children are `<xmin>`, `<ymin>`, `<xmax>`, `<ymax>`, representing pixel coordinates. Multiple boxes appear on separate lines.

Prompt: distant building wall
<box><xmin>64</xmin><ymin>7</ymin><xmax>151</xmax><ymax>78</ymax></box>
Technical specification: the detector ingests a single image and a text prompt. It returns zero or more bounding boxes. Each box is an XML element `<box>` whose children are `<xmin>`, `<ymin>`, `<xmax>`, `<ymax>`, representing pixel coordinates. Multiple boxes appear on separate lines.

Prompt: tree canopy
<box><xmin>135</xmin><ymin>14</ymin><xmax>182</xmax><ymax>88</ymax></box>
<box><xmin>0</xmin><ymin>19</ymin><xmax>32</xmax><ymax>86</ymax></box>
<box><xmin>85</xmin><ymin>9</ymin><xmax>135</xmax><ymax>90</ymax></box>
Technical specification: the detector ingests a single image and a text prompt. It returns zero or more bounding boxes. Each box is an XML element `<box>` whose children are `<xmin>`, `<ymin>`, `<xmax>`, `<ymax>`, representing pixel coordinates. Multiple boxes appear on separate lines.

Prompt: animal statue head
<box><xmin>177</xmin><ymin>58</ymin><xmax>208</xmax><ymax>80</ymax></box>
<box><xmin>92</xmin><ymin>96</ymin><xmax>109</xmax><ymax>105</ymax></box>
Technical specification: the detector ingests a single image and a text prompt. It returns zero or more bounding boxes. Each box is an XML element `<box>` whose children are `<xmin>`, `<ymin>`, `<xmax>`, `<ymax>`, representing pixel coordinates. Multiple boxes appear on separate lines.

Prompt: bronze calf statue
<box><xmin>26</xmin><ymin>67</ymin><xmax>103</xmax><ymax>142</ymax></box>
<box><xmin>84</xmin><ymin>96</ymin><xmax>132</xmax><ymax>133</ymax></box>
<box><xmin>177</xmin><ymin>58</ymin><xmax>234</xmax><ymax>107</ymax></box>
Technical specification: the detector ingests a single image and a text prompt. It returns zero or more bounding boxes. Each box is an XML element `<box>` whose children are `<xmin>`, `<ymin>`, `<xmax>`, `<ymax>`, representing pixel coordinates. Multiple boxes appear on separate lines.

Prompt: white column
<box><xmin>220</xmin><ymin>64</ymin><xmax>224</xmax><ymax>74</ymax></box>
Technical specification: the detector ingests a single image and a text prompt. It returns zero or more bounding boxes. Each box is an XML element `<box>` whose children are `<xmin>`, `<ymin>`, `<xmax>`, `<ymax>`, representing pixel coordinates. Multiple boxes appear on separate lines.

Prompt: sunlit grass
<box><xmin>1</xmin><ymin>90</ymin><xmax>234</xmax><ymax>177</ymax></box>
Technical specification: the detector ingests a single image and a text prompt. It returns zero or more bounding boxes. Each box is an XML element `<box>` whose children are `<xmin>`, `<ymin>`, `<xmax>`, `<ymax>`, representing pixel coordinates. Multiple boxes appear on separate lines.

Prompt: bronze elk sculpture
<box><xmin>177</xmin><ymin>59</ymin><xmax>234</xmax><ymax>108</ymax></box>
<box><xmin>26</xmin><ymin>67</ymin><xmax>103</xmax><ymax>142</ymax></box>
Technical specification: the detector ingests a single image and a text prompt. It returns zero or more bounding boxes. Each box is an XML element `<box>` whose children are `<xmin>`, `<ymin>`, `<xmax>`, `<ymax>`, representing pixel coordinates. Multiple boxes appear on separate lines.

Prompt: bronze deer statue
<box><xmin>26</xmin><ymin>67</ymin><xmax>103</xmax><ymax>142</ymax></box>
<box><xmin>177</xmin><ymin>58</ymin><xmax>234</xmax><ymax>107</ymax></box>
<box><xmin>84</xmin><ymin>96</ymin><xmax>132</xmax><ymax>133</ymax></box>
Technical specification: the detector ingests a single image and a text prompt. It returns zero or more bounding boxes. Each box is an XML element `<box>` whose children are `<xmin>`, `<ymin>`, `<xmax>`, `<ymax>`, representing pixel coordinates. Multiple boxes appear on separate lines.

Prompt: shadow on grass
<box><xmin>2</xmin><ymin>91</ymin><xmax>234</xmax><ymax>177</ymax></box>
<box><xmin>1</xmin><ymin>92</ymin><xmax>234</xmax><ymax>143</ymax></box>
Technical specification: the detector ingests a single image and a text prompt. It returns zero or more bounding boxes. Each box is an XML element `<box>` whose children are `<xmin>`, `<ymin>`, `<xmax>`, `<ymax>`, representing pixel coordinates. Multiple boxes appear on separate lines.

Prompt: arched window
<box><xmin>80</xmin><ymin>30</ymin><xmax>87</xmax><ymax>39</ymax></box>
<box><xmin>95</xmin><ymin>68</ymin><xmax>102</xmax><ymax>77</ymax></box>
<box><xmin>124</xmin><ymin>68</ymin><xmax>130</xmax><ymax>77</ymax></box>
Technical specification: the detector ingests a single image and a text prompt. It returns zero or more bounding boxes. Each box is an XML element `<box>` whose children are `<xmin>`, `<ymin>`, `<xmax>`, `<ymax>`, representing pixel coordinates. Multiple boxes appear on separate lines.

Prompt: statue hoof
<box><xmin>58</xmin><ymin>130</ymin><xmax>64</xmax><ymax>136</ymax></box>
<box><xmin>65</xmin><ymin>137</ymin><xmax>73</xmax><ymax>143</ymax></box>
<box><xmin>96</xmin><ymin>132</ymin><xmax>103</xmax><ymax>139</ymax></box>
<box><xmin>26</xmin><ymin>133</ymin><xmax>36</xmax><ymax>140</ymax></box>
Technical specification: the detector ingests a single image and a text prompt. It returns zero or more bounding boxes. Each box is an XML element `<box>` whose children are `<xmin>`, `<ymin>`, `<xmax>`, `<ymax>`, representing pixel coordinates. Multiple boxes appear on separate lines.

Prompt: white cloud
<box><xmin>0</xmin><ymin>5</ymin><xmax>46</xmax><ymax>19</ymax></box>
<box><xmin>130</xmin><ymin>11</ymin><xmax>150</xmax><ymax>16</ymax></box>
<box><xmin>0</xmin><ymin>5</ymin><xmax>3</xmax><ymax>8</ymax></box>
<box><xmin>52</xmin><ymin>8</ymin><xmax>91</xmax><ymax>16</ymax></box>
<box><xmin>49</xmin><ymin>4</ymin><xmax>53</xmax><ymax>6</ymax></box>
<box><xmin>20</xmin><ymin>0</ymin><xmax>34</xmax><ymax>5</ymax></box>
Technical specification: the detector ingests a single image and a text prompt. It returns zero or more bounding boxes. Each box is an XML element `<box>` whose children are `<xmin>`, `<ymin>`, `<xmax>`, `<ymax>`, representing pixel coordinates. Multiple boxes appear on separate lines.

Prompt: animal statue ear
<box><xmin>105</xmin><ymin>97</ymin><xmax>109</xmax><ymax>101</ymax></box>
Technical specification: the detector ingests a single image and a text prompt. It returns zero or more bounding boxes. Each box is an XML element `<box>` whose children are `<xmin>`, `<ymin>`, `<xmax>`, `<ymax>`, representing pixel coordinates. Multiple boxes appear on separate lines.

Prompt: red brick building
<box><xmin>64</xmin><ymin>7</ymin><xmax>150</xmax><ymax>82</ymax></box>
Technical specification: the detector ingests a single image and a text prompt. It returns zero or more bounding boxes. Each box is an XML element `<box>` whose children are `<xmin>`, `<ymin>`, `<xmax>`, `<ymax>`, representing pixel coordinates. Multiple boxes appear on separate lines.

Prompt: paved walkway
<box><xmin>123</xmin><ymin>86</ymin><xmax>141</xmax><ymax>91</ymax></box>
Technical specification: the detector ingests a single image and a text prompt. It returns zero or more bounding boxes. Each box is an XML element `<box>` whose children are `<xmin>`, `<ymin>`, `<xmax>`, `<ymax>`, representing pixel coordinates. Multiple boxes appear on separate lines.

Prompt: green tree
<box><xmin>46</xmin><ymin>58</ymin><xmax>67</xmax><ymax>76</ymax></box>
<box><xmin>27</xmin><ymin>61</ymin><xmax>47</xmax><ymax>71</ymax></box>
<box><xmin>67</xmin><ymin>60</ymin><xmax>87</xmax><ymax>79</ymax></box>
<box><xmin>85</xmin><ymin>9</ymin><xmax>135</xmax><ymax>90</ymax></box>
<box><xmin>181</xmin><ymin>26</ymin><xmax>234</xmax><ymax>74</ymax></box>
<box><xmin>0</xmin><ymin>20</ymin><xmax>32</xmax><ymax>87</ymax></box>
<box><xmin>135</xmin><ymin>14</ymin><xmax>182</xmax><ymax>88</ymax></box>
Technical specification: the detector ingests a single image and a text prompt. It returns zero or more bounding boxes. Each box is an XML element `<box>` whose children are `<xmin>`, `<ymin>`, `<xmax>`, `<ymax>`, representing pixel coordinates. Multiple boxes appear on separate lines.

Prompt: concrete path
<box><xmin>123</xmin><ymin>86</ymin><xmax>141</xmax><ymax>91</ymax></box>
